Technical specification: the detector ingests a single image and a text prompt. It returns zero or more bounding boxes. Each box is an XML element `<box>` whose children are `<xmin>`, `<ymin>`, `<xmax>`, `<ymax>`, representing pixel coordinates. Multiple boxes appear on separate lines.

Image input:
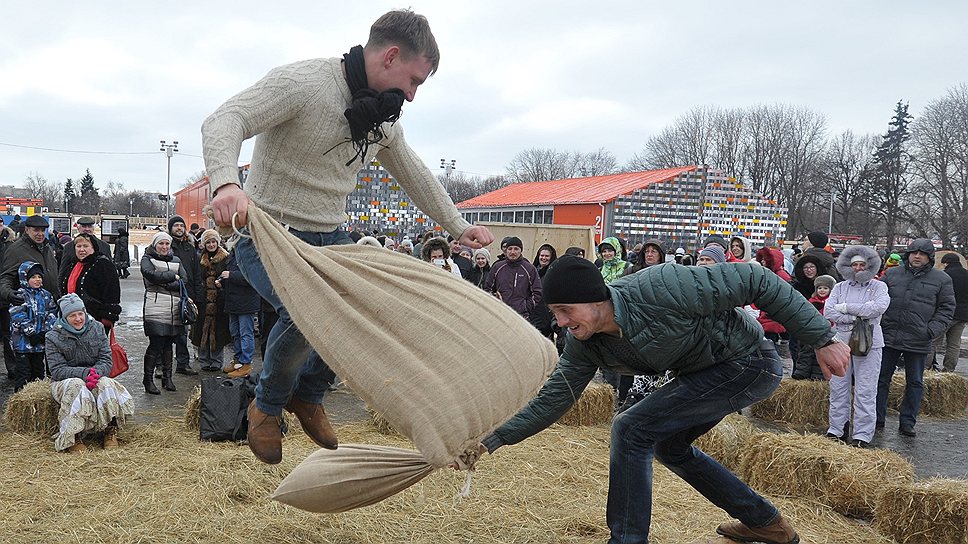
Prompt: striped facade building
<box><xmin>344</xmin><ymin>162</ymin><xmax>441</xmax><ymax>237</ymax></box>
<box><xmin>456</xmin><ymin>166</ymin><xmax>788</xmax><ymax>252</ymax></box>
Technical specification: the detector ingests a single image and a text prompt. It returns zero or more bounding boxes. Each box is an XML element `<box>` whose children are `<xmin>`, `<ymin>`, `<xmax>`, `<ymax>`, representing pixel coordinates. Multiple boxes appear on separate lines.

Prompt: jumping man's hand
<box><xmin>211</xmin><ymin>183</ymin><xmax>249</xmax><ymax>228</ymax></box>
<box><xmin>458</xmin><ymin>225</ymin><xmax>494</xmax><ymax>249</ymax></box>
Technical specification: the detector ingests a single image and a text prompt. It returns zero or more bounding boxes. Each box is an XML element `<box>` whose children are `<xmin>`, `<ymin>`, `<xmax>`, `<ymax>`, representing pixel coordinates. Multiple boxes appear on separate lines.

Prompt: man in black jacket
<box><xmin>0</xmin><ymin>215</ymin><xmax>60</xmax><ymax>303</ymax></box>
<box><xmin>876</xmin><ymin>239</ymin><xmax>955</xmax><ymax>437</ymax></box>
<box><xmin>934</xmin><ymin>252</ymin><xmax>968</xmax><ymax>372</ymax></box>
<box><xmin>58</xmin><ymin>216</ymin><xmax>112</xmax><ymax>278</ymax></box>
<box><xmin>169</xmin><ymin>215</ymin><xmax>203</xmax><ymax>375</ymax></box>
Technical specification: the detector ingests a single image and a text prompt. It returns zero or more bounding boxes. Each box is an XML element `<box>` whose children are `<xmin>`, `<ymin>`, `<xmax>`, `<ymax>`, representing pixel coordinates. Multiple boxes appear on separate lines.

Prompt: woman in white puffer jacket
<box><xmin>823</xmin><ymin>245</ymin><xmax>890</xmax><ymax>448</ymax></box>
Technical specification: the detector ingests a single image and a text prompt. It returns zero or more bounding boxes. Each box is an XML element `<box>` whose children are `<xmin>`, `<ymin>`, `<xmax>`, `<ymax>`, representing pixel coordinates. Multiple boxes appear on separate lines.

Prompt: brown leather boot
<box><xmin>285</xmin><ymin>397</ymin><xmax>338</xmax><ymax>450</ymax></box>
<box><xmin>103</xmin><ymin>424</ymin><xmax>119</xmax><ymax>449</ymax></box>
<box><xmin>67</xmin><ymin>435</ymin><xmax>88</xmax><ymax>453</ymax></box>
<box><xmin>246</xmin><ymin>401</ymin><xmax>284</xmax><ymax>464</ymax></box>
<box><xmin>716</xmin><ymin>514</ymin><xmax>799</xmax><ymax>544</ymax></box>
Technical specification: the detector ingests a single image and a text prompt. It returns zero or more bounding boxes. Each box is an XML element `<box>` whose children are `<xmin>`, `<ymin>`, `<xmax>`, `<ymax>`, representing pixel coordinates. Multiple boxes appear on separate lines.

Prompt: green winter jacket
<box><xmin>487</xmin><ymin>262</ymin><xmax>836</xmax><ymax>448</ymax></box>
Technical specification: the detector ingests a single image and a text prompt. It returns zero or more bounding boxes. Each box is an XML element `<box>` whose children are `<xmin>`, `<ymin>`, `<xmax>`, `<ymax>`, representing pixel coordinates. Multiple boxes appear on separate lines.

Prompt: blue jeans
<box><xmin>607</xmin><ymin>344</ymin><xmax>783</xmax><ymax>543</ymax></box>
<box><xmin>876</xmin><ymin>347</ymin><xmax>927</xmax><ymax>428</ymax></box>
<box><xmin>234</xmin><ymin>227</ymin><xmax>347</xmax><ymax>416</ymax></box>
<box><xmin>229</xmin><ymin>313</ymin><xmax>257</xmax><ymax>364</ymax></box>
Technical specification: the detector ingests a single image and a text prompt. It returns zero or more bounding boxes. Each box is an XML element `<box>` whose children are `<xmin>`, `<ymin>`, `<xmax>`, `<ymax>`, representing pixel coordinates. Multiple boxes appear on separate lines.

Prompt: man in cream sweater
<box><xmin>203</xmin><ymin>9</ymin><xmax>493</xmax><ymax>464</ymax></box>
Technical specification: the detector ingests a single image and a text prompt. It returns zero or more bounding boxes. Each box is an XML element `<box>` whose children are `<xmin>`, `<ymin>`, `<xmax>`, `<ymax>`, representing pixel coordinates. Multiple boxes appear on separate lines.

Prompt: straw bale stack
<box><xmin>741</xmin><ymin>432</ymin><xmax>914</xmax><ymax>518</ymax></box>
<box><xmin>873</xmin><ymin>478</ymin><xmax>968</xmax><ymax>544</ymax></box>
<box><xmin>0</xmin><ymin>419</ymin><xmax>894</xmax><ymax>543</ymax></box>
<box><xmin>556</xmin><ymin>382</ymin><xmax>615</xmax><ymax>426</ymax></box>
<box><xmin>2</xmin><ymin>379</ymin><xmax>58</xmax><ymax>435</ymax></box>
<box><xmin>887</xmin><ymin>371</ymin><xmax>968</xmax><ymax>416</ymax></box>
<box><xmin>693</xmin><ymin>414</ymin><xmax>756</xmax><ymax>474</ymax></box>
<box><xmin>748</xmin><ymin>378</ymin><xmax>828</xmax><ymax>429</ymax></box>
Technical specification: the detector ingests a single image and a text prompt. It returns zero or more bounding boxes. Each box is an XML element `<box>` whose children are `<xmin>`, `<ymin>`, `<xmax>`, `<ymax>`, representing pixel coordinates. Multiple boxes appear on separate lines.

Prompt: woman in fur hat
<box><xmin>191</xmin><ymin>230</ymin><xmax>233</xmax><ymax>373</ymax></box>
<box><xmin>823</xmin><ymin>246</ymin><xmax>890</xmax><ymax>448</ymax></box>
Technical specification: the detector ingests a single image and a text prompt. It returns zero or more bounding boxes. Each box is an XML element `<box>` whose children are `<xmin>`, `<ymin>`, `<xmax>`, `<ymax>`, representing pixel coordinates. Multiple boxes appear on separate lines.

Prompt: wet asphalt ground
<box><xmin>0</xmin><ymin>266</ymin><xmax>965</xmax><ymax>479</ymax></box>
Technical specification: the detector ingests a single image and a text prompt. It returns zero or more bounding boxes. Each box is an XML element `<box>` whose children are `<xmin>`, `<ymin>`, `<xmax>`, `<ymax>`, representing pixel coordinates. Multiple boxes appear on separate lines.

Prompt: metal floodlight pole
<box><xmin>160</xmin><ymin>139</ymin><xmax>179</xmax><ymax>219</ymax></box>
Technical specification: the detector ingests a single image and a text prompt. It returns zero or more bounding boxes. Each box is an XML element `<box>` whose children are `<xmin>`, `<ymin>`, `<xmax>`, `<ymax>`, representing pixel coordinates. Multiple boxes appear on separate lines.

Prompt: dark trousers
<box><xmin>13</xmin><ymin>351</ymin><xmax>46</xmax><ymax>391</ymax></box>
<box><xmin>175</xmin><ymin>329</ymin><xmax>192</xmax><ymax>369</ymax></box>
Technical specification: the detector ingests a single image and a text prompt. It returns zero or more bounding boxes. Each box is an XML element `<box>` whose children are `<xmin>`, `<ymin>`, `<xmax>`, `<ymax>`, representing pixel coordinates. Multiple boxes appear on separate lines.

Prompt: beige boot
<box><xmin>67</xmin><ymin>435</ymin><xmax>88</xmax><ymax>453</ymax></box>
<box><xmin>103</xmin><ymin>424</ymin><xmax>119</xmax><ymax>450</ymax></box>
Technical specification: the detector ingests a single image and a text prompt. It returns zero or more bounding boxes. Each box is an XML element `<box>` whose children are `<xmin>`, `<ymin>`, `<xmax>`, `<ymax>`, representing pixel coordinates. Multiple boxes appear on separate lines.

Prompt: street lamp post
<box><xmin>440</xmin><ymin>158</ymin><xmax>456</xmax><ymax>178</ymax></box>
<box><xmin>160</xmin><ymin>140</ymin><xmax>179</xmax><ymax>218</ymax></box>
<box><xmin>129</xmin><ymin>198</ymin><xmax>134</xmax><ymax>217</ymax></box>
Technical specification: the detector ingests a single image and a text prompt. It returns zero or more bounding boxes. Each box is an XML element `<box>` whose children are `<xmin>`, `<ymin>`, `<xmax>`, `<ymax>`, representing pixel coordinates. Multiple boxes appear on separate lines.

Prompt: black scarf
<box><xmin>339</xmin><ymin>45</ymin><xmax>405</xmax><ymax>166</ymax></box>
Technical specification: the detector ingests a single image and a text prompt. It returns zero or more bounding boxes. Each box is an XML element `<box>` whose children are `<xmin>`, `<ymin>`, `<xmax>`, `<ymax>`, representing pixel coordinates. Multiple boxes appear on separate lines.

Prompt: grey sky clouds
<box><xmin>1</xmin><ymin>1</ymin><xmax>965</xmax><ymax>195</ymax></box>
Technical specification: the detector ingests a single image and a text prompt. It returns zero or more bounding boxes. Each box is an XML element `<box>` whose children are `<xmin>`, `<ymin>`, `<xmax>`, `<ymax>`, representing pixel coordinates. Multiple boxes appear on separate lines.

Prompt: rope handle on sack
<box><xmin>452</xmin><ymin>447</ymin><xmax>482</xmax><ymax>498</ymax></box>
<box><xmin>231</xmin><ymin>212</ymin><xmax>251</xmax><ymax>239</ymax></box>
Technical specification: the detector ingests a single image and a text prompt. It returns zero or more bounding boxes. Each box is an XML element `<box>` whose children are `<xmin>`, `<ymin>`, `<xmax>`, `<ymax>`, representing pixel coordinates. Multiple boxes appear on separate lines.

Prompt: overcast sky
<box><xmin>1</xmin><ymin>1</ymin><xmax>966</xmax><ymax>196</ymax></box>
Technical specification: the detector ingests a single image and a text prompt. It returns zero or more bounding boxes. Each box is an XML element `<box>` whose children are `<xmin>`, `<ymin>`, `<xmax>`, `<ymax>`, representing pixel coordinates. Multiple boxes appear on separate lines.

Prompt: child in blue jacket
<box><xmin>10</xmin><ymin>261</ymin><xmax>58</xmax><ymax>391</ymax></box>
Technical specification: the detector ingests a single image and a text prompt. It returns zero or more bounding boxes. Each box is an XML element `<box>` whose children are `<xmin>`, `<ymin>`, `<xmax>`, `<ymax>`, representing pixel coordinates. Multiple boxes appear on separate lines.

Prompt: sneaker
<box><xmin>824</xmin><ymin>432</ymin><xmax>845</xmax><ymax>444</ymax></box>
<box><xmin>227</xmin><ymin>363</ymin><xmax>251</xmax><ymax>378</ymax></box>
<box><xmin>849</xmin><ymin>439</ymin><xmax>869</xmax><ymax>449</ymax></box>
<box><xmin>223</xmin><ymin>358</ymin><xmax>241</xmax><ymax>373</ymax></box>
<box><xmin>899</xmin><ymin>424</ymin><xmax>917</xmax><ymax>437</ymax></box>
<box><xmin>717</xmin><ymin>513</ymin><xmax>799</xmax><ymax>544</ymax></box>
<box><xmin>103</xmin><ymin>425</ymin><xmax>119</xmax><ymax>449</ymax></box>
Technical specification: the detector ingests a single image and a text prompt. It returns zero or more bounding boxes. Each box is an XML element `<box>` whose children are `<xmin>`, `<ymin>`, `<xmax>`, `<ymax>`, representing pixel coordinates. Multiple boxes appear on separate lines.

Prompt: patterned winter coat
<box><xmin>9</xmin><ymin>261</ymin><xmax>58</xmax><ymax>353</ymax></box>
<box><xmin>189</xmin><ymin>248</ymin><xmax>231</xmax><ymax>350</ymax></box>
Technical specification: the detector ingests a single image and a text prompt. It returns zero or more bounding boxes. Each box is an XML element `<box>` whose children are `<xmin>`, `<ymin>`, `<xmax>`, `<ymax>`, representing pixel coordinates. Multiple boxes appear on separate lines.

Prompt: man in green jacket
<box><xmin>481</xmin><ymin>256</ymin><xmax>849</xmax><ymax>544</ymax></box>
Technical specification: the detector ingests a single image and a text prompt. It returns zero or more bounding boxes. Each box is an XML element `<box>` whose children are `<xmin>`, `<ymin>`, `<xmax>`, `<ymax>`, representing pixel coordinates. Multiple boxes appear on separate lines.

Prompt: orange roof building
<box><xmin>457</xmin><ymin>166</ymin><xmax>787</xmax><ymax>251</ymax></box>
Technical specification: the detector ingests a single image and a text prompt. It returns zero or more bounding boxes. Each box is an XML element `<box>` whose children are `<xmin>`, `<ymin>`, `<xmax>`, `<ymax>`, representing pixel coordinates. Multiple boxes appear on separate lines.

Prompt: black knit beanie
<box><xmin>504</xmin><ymin>236</ymin><xmax>523</xmax><ymax>249</ymax></box>
<box><xmin>542</xmin><ymin>255</ymin><xmax>609</xmax><ymax>305</ymax></box>
<box><xmin>807</xmin><ymin>231</ymin><xmax>828</xmax><ymax>248</ymax></box>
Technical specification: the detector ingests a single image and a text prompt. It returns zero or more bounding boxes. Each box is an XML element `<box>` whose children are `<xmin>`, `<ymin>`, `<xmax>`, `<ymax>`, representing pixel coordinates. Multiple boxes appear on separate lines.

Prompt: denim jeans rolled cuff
<box><xmin>234</xmin><ymin>228</ymin><xmax>348</xmax><ymax>416</ymax></box>
<box><xmin>606</xmin><ymin>348</ymin><xmax>782</xmax><ymax>543</ymax></box>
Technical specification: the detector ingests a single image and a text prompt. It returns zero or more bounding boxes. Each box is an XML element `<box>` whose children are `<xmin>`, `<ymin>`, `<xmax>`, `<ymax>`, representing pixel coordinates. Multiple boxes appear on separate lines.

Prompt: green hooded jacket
<box><xmin>489</xmin><ymin>262</ymin><xmax>835</xmax><ymax>447</ymax></box>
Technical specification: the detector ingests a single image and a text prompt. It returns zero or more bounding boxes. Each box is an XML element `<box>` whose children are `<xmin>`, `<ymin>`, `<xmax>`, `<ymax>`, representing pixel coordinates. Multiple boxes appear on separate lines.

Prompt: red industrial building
<box><xmin>174</xmin><ymin>165</ymin><xmax>248</xmax><ymax>229</ymax></box>
<box><xmin>456</xmin><ymin>166</ymin><xmax>788</xmax><ymax>251</ymax></box>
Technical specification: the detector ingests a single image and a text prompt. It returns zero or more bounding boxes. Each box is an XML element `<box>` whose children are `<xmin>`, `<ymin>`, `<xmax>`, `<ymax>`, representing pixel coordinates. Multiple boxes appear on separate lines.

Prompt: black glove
<box><xmin>9</xmin><ymin>294</ymin><xmax>24</xmax><ymax>305</ymax></box>
<box><xmin>27</xmin><ymin>333</ymin><xmax>45</xmax><ymax>345</ymax></box>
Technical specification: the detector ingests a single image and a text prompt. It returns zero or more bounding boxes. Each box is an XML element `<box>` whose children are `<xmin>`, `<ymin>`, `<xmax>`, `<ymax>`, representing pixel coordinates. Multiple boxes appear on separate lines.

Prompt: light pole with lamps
<box><xmin>160</xmin><ymin>140</ymin><xmax>179</xmax><ymax>218</ymax></box>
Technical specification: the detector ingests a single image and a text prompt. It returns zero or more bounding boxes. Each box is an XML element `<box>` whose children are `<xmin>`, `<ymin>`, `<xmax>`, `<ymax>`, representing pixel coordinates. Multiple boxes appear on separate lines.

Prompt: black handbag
<box><xmin>179</xmin><ymin>280</ymin><xmax>198</xmax><ymax>325</ymax></box>
<box><xmin>848</xmin><ymin>317</ymin><xmax>873</xmax><ymax>357</ymax></box>
<box><xmin>199</xmin><ymin>376</ymin><xmax>254</xmax><ymax>442</ymax></box>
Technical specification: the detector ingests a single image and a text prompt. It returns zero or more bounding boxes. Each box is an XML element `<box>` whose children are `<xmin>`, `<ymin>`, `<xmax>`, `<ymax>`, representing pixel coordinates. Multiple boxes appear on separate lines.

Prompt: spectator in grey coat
<box><xmin>876</xmin><ymin>239</ymin><xmax>956</xmax><ymax>437</ymax></box>
<box><xmin>933</xmin><ymin>252</ymin><xmax>968</xmax><ymax>372</ymax></box>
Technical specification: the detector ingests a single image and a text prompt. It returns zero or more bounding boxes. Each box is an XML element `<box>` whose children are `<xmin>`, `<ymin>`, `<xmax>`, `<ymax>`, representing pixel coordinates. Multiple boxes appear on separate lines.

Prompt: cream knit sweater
<box><xmin>201</xmin><ymin>57</ymin><xmax>470</xmax><ymax>236</ymax></box>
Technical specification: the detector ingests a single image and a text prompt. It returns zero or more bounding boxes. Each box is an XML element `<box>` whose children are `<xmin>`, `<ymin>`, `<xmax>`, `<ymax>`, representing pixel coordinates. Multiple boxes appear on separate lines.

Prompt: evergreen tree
<box><xmin>74</xmin><ymin>168</ymin><xmax>102</xmax><ymax>214</ymax></box>
<box><xmin>64</xmin><ymin>177</ymin><xmax>77</xmax><ymax>213</ymax></box>
<box><xmin>863</xmin><ymin>101</ymin><xmax>914</xmax><ymax>249</ymax></box>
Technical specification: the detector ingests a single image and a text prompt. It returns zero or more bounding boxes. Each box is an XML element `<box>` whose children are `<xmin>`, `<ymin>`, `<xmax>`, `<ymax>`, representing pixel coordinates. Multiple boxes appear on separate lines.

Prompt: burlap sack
<box><xmin>272</xmin><ymin>444</ymin><xmax>435</xmax><ymax>513</ymax></box>
<box><xmin>247</xmin><ymin>205</ymin><xmax>557</xmax><ymax>468</ymax></box>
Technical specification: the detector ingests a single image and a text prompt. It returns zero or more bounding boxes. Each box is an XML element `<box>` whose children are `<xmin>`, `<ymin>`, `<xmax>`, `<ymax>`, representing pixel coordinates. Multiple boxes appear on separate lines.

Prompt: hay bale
<box><xmin>556</xmin><ymin>382</ymin><xmax>615</xmax><ymax>426</ymax></box>
<box><xmin>749</xmin><ymin>378</ymin><xmax>828</xmax><ymax>430</ymax></box>
<box><xmin>2</xmin><ymin>379</ymin><xmax>58</xmax><ymax>435</ymax></box>
<box><xmin>874</xmin><ymin>478</ymin><xmax>968</xmax><ymax>543</ymax></box>
<box><xmin>741</xmin><ymin>432</ymin><xmax>914</xmax><ymax>518</ymax></box>
<box><xmin>887</xmin><ymin>371</ymin><xmax>968</xmax><ymax>416</ymax></box>
<box><xmin>184</xmin><ymin>385</ymin><xmax>202</xmax><ymax>430</ymax></box>
<box><xmin>694</xmin><ymin>413</ymin><xmax>756</xmax><ymax>474</ymax></box>
<box><xmin>0</xmin><ymin>419</ymin><xmax>896</xmax><ymax>543</ymax></box>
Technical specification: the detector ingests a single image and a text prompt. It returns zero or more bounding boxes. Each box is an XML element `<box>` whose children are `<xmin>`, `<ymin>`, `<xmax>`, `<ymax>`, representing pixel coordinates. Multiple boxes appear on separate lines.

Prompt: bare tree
<box><xmin>818</xmin><ymin>131</ymin><xmax>878</xmax><ymax>241</ymax></box>
<box><xmin>22</xmin><ymin>173</ymin><xmax>63</xmax><ymax>208</ymax></box>
<box><xmin>506</xmin><ymin>147</ymin><xmax>618</xmax><ymax>182</ymax></box>
<box><xmin>911</xmin><ymin>84</ymin><xmax>968</xmax><ymax>251</ymax></box>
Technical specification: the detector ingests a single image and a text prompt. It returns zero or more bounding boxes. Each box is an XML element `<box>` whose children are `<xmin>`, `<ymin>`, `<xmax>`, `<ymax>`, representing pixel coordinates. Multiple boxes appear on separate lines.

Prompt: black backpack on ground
<box><xmin>199</xmin><ymin>375</ymin><xmax>256</xmax><ymax>442</ymax></box>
